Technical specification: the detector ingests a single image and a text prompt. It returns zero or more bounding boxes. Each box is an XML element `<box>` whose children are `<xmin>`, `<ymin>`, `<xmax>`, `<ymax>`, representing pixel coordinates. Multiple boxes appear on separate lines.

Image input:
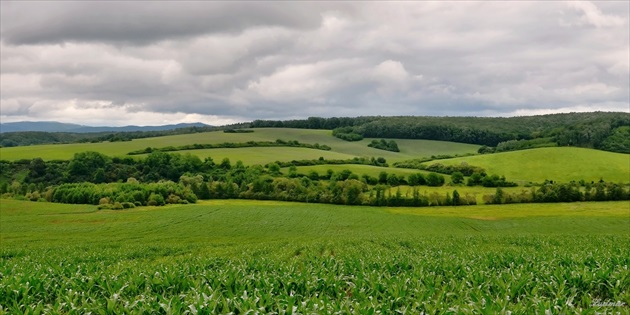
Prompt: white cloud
<box><xmin>566</xmin><ymin>1</ymin><xmax>625</xmax><ymax>28</ymax></box>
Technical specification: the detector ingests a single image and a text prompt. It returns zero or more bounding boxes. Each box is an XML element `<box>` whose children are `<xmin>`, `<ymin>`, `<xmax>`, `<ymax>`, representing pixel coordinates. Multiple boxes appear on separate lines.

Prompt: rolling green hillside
<box><xmin>2</xmin><ymin>128</ymin><xmax>627</xmax><ymax>185</ymax></box>
<box><xmin>432</xmin><ymin>147</ymin><xmax>630</xmax><ymax>183</ymax></box>
<box><xmin>0</xmin><ymin>128</ymin><xmax>479</xmax><ymax>163</ymax></box>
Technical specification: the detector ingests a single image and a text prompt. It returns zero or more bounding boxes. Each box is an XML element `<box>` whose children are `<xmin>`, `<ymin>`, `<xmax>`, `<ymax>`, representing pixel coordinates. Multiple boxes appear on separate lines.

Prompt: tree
<box><xmin>220</xmin><ymin>158</ymin><xmax>232</xmax><ymax>170</ymax></box>
<box><xmin>387</xmin><ymin>173</ymin><xmax>400</xmax><ymax>186</ymax></box>
<box><xmin>426</xmin><ymin>173</ymin><xmax>445</xmax><ymax>186</ymax></box>
<box><xmin>148</xmin><ymin>193</ymin><xmax>165</xmax><ymax>206</ymax></box>
<box><xmin>408</xmin><ymin>173</ymin><xmax>426</xmax><ymax>186</ymax></box>
<box><xmin>492</xmin><ymin>188</ymin><xmax>504</xmax><ymax>204</ymax></box>
<box><xmin>467</xmin><ymin>172</ymin><xmax>483</xmax><ymax>186</ymax></box>
<box><xmin>452</xmin><ymin>190</ymin><xmax>461</xmax><ymax>206</ymax></box>
<box><xmin>288</xmin><ymin>165</ymin><xmax>298</xmax><ymax>178</ymax></box>
<box><xmin>93</xmin><ymin>168</ymin><xmax>106</xmax><ymax>184</ymax></box>
<box><xmin>378</xmin><ymin>171</ymin><xmax>388</xmax><ymax>184</ymax></box>
<box><xmin>451</xmin><ymin>171</ymin><xmax>464</xmax><ymax>185</ymax></box>
<box><xmin>268</xmin><ymin>163</ymin><xmax>281</xmax><ymax>175</ymax></box>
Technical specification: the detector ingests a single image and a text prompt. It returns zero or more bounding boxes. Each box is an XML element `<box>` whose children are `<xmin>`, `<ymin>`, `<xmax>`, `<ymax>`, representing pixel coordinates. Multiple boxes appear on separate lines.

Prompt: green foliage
<box><xmin>269</xmin><ymin>156</ymin><xmax>388</xmax><ymax>168</ymax></box>
<box><xmin>223</xmin><ymin>129</ymin><xmax>254</xmax><ymax>133</ymax></box>
<box><xmin>332</xmin><ymin>127</ymin><xmax>364</xmax><ymax>141</ymax></box>
<box><xmin>423</xmin><ymin>162</ymin><xmax>486</xmax><ymax>176</ymax></box>
<box><xmin>494</xmin><ymin>137</ymin><xmax>557</xmax><ymax>152</ymax></box>
<box><xmin>407</xmin><ymin>173</ymin><xmax>426</xmax><ymax>186</ymax></box>
<box><xmin>425</xmin><ymin>173</ymin><xmax>445</xmax><ymax>187</ymax></box>
<box><xmin>49</xmin><ymin>181</ymin><xmax>195</xmax><ymax>206</ymax></box>
<box><xmin>255</xmin><ymin>112</ymin><xmax>630</xmax><ymax>152</ymax></box>
<box><xmin>367</xmin><ymin>139</ymin><xmax>400</xmax><ymax>152</ymax></box>
<box><xmin>485</xmin><ymin>181</ymin><xmax>630</xmax><ymax>204</ymax></box>
<box><xmin>451</xmin><ymin>171</ymin><xmax>464</xmax><ymax>184</ymax></box>
<box><xmin>599</xmin><ymin>126</ymin><xmax>630</xmax><ymax>153</ymax></box>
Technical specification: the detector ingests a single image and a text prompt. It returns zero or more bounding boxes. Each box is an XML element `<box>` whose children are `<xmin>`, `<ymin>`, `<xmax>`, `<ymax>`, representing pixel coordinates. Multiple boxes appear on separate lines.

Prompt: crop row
<box><xmin>1</xmin><ymin>235</ymin><xmax>628</xmax><ymax>314</ymax></box>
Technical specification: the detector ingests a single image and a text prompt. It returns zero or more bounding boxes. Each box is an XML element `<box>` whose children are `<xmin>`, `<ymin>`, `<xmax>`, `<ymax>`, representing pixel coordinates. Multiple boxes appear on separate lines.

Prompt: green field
<box><xmin>0</xmin><ymin>128</ymin><xmax>479</xmax><ymax>163</ymax></box>
<box><xmin>3</xmin><ymin>128</ymin><xmax>627</xmax><ymax>187</ymax></box>
<box><xmin>1</xmin><ymin>199</ymin><xmax>628</xmax><ymax>313</ymax></box>
<box><xmin>432</xmin><ymin>147</ymin><xmax>630</xmax><ymax>184</ymax></box>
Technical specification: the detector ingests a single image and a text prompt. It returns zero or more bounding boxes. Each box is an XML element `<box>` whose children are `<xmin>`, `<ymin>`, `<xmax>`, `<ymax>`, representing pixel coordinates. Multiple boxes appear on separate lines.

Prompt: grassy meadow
<box><xmin>1</xmin><ymin>199</ymin><xmax>629</xmax><ymax>313</ymax></box>
<box><xmin>434</xmin><ymin>147</ymin><xmax>630</xmax><ymax>184</ymax></box>
<box><xmin>0</xmin><ymin>128</ymin><xmax>479</xmax><ymax>163</ymax></box>
<box><xmin>2</xmin><ymin>128</ymin><xmax>627</xmax><ymax>186</ymax></box>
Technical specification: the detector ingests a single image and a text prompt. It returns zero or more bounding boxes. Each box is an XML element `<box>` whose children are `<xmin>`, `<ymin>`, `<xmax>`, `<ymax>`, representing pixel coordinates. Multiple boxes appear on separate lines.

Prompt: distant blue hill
<box><xmin>0</xmin><ymin>121</ymin><xmax>210</xmax><ymax>133</ymax></box>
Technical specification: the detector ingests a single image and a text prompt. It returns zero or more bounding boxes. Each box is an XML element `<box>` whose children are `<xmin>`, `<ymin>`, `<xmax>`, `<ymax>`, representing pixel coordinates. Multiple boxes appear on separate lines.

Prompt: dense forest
<box><xmin>252</xmin><ymin>112</ymin><xmax>630</xmax><ymax>153</ymax></box>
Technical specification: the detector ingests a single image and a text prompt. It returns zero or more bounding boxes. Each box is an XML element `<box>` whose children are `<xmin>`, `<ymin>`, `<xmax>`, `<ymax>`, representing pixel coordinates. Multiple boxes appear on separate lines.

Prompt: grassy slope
<box><xmin>1</xmin><ymin>129</ymin><xmax>627</xmax><ymax>185</ymax></box>
<box><xmin>433</xmin><ymin>147</ymin><xmax>630</xmax><ymax>183</ymax></box>
<box><xmin>1</xmin><ymin>199</ymin><xmax>628</xmax><ymax>248</ymax></box>
<box><xmin>0</xmin><ymin>128</ymin><xmax>479</xmax><ymax>163</ymax></box>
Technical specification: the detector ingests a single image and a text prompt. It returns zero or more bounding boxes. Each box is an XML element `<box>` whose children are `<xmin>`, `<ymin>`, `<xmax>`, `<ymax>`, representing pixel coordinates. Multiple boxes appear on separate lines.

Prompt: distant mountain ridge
<box><xmin>0</xmin><ymin>121</ymin><xmax>210</xmax><ymax>133</ymax></box>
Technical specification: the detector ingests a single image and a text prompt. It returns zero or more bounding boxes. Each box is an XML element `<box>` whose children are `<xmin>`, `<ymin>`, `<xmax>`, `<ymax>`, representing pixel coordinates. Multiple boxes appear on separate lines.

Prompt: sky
<box><xmin>1</xmin><ymin>1</ymin><xmax>628</xmax><ymax>127</ymax></box>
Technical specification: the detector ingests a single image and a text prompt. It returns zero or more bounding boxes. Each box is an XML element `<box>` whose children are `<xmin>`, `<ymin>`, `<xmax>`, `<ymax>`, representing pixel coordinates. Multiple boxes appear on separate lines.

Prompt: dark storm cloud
<box><xmin>0</xmin><ymin>1</ymin><xmax>628</xmax><ymax>126</ymax></box>
<box><xmin>0</xmin><ymin>2</ymin><xmax>337</xmax><ymax>45</ymax></box>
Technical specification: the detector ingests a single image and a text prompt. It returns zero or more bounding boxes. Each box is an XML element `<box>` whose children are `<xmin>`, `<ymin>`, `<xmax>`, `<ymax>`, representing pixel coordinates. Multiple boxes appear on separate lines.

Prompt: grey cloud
<box><xmin>1</xmin><ymin>2</ymin><xmax>350</xmax><ymax>45</ymax></box>
<box><xmin>0</xmin><ymin>1</ymin><xmax>628</xmax><ymax>126</ymax></box>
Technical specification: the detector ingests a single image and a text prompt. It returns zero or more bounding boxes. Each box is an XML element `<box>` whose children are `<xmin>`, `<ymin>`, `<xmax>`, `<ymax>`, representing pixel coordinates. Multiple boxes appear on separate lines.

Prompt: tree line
<box><xmin>2</xmin><ymin>150</ymin><xmax>628</xmax><ymax>208</ymax></box>
<box><xmin>253</xmin><ymin>112</ymin><xmax>630</xmax><ymax>153</ymax></box>
<box><xmin>0</xmin><ymin>123</ymin><xmax>251</xmax><ymax>147</ymax></box>
<box><xmin>126</xmin><ymin>139</ymin><xmax>331</xmax><ymax>155</ymax></box>
<box><xmin>4</xmin><ymin>113</ymin><xmax>627</xmax><ymax>154</ymax></box>
<box><xmin>368</xmin><ymin>139</ymin><xmax>400</xmax><ymax>152</ymax></box>
<box><xmin>483</xmin><ymin>181</ymin><xmax>629</xmax><ymax>204</ymax></box>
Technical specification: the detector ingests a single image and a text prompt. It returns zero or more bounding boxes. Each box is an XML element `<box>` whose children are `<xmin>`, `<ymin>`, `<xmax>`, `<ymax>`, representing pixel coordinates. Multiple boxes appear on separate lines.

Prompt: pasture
<box><xmin>2</xmin><ymin>128</ymin><xmax>627</xmax><ymax>187</ymax></box>
<box><xmin>433</xmin><ymin>147</ymin><xmax>630</xmax><ymax>184</ymax></box>
<box><xmin>0</xmin><ymin>128</ymin><xmax>479</xmax><ymax>163</ymax></box>
<box><xmin>1</xmin><ymin>199</ymin><xmax>628</xmax><ymax>313</ymax></box>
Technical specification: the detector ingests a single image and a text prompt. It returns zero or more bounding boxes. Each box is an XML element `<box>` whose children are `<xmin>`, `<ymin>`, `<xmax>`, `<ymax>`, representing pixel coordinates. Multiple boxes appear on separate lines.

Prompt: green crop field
<box><xmin>0</xmin><ymin>128</ymin><xmax>479</xmax><ymax>163</ymax></box>
<box><xmin>432</xmin><ymin>147</ymin><xmax>630</xmax><ymax>184</ymax></box>
<box><xmin>1</xmin><ymin>199</ymin><xmax>628</xmax><ymax>314</ymax></box>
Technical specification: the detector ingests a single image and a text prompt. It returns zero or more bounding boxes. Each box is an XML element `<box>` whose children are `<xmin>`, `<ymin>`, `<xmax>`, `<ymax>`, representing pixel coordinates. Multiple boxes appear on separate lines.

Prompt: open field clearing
<box><xmin>0</xmin><ymin>128</ymin><xmax>479</xmax><ymax>162</ymax></box>
<box><xmin>1</xmin><ymin>199</ymin><xmax>628</xmax><ymax>313</ymax></box>
<box><xmin>433</xmin><ymin>147</ymin><xmax>630</xmax><ymax>184</ymax></box>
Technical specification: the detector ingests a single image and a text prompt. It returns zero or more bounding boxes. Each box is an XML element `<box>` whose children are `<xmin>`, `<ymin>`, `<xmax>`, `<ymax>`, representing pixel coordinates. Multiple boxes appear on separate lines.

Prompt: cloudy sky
<box><xmin>1</xmin><ymin>1</ymin><xmax>628</xmax><ymax>126</ymax></box>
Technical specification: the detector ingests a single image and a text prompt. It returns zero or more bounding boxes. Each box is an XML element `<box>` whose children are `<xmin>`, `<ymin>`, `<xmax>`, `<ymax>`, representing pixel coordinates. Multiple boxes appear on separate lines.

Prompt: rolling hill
<box><xmin>1</xmin><ymin>127</ymin><xmax>627</xmax><ymax>184</ymax></box>
<box><xmin>0</xmin><ymin>121</ymin><xmax>209</xmax><ymax>133</ymax></box>
<box><xmin>430</xmin><ymin>147</ymin><xmax>630</xmax><ymax>184</ymax></box>
<box><xmin>0</xmin><ymin>128</ymin><xmax>479</xmax><ymax>163</ymax></box>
